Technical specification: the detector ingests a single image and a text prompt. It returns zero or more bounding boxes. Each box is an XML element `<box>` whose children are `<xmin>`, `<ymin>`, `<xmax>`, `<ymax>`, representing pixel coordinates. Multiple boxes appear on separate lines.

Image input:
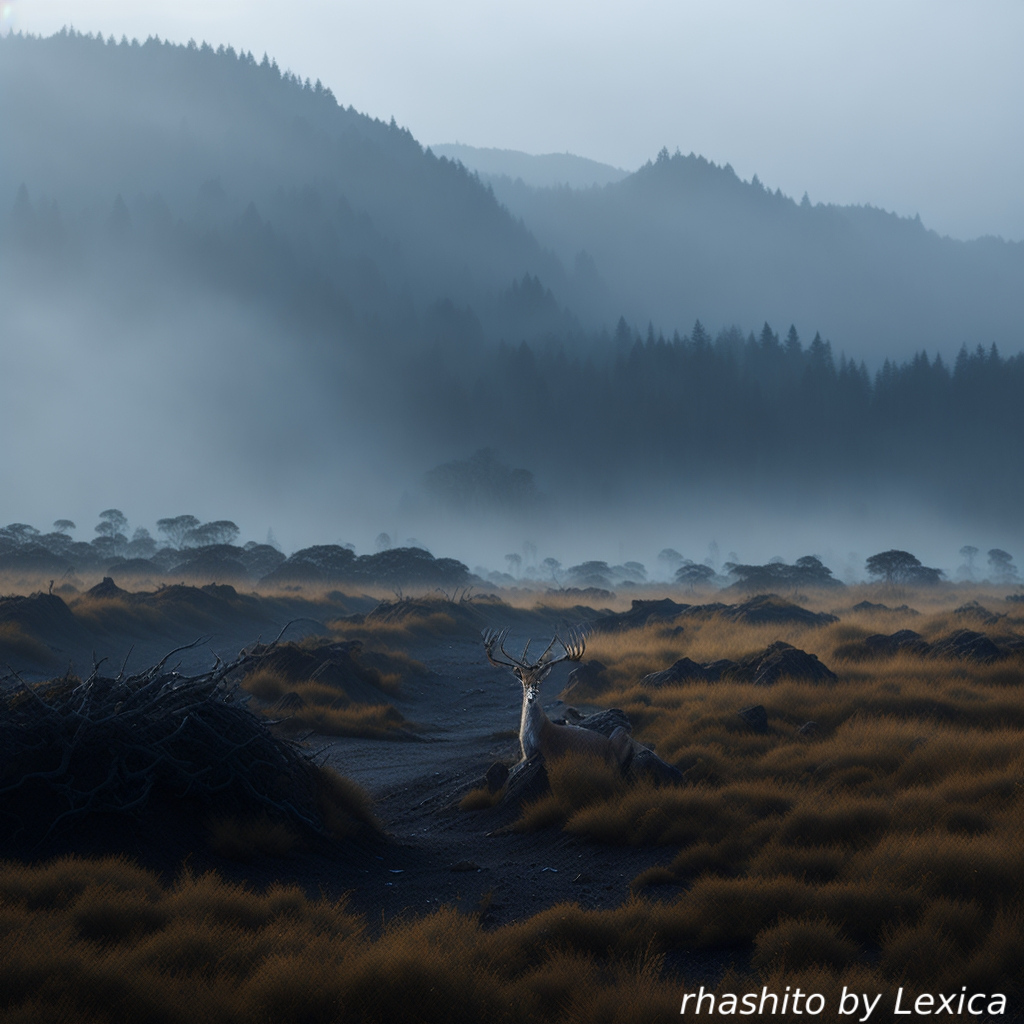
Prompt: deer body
<box><xmin>484</xmin><ymin>629</ymin><xmax>631</xmax><ymax>769</ymax></box>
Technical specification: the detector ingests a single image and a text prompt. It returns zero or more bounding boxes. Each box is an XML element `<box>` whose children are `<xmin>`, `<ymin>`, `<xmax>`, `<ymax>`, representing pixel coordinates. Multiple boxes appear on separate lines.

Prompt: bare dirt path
<box><xmin>306</xmin><ymin>632</ymin><xmax>678</xmax><ymax>928</ymax></box>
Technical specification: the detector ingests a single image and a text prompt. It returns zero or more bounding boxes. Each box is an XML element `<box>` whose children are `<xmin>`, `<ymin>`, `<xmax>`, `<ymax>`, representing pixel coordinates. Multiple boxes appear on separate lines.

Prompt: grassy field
<box><xmin>1</xmin><ymin>583</ymin><xmax>1021</xmax><ymax>1020</ymax></box>
<box><xmin>507</xmin><ymin>587</ymin><xmax>1023</xmax><ymax>1014</ymax></box>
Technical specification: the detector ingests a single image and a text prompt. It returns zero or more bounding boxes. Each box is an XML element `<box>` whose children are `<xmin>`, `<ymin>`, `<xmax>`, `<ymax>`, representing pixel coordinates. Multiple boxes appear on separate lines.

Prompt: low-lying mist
<box><xmin>1</xmin><ymin>30</ymin><xmax>1021</xmax><ymax>586</ymax></box>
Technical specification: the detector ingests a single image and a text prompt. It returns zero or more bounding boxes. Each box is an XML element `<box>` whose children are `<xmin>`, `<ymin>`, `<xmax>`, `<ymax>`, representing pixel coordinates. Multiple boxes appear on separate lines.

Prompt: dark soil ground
<box><xmin>0</xmin><ymin>586</ymin><xmax>746</xmax><ymax>990</ymax></box>
<box><xmin>0</xmin><ymin>595</ymin><xmax>667</xmax><ymax>912</ymax></box>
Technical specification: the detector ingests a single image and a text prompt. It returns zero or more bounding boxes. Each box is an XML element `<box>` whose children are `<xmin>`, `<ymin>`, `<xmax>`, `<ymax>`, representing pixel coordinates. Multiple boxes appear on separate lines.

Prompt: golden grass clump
<box><xmin>243</xmin><ymin>667</ymin><xmax>418</xmax><ymax>740</ymax></box>
<box><xmin>751</xmin><ymin>916</ymin><xmax>859</xmax><ymax>973</ymax></box>
<box><xmin>278</xmin><ymin>701</ymin><xmax>415</xmax><ymax>741</ymax></box>
<box><xmin>459</xmin><ymin>785</ymin><xmax>506</xmax><ymax>811</ymax></box>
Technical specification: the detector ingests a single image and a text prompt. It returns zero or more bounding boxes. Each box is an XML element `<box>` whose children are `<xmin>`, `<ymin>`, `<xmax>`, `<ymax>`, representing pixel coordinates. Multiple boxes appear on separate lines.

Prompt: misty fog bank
<box><xmin>1</xmin><ymin>30</ymin><xmax>1022</xmax><ymax>574</ymax></box>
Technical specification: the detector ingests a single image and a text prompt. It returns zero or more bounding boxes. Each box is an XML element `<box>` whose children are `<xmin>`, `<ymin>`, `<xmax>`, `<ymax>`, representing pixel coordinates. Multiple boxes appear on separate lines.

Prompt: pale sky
<box><xmin>6</xmin><ymin>0</ymin><xmax>1024</xmax><ymax>241</ymax></box>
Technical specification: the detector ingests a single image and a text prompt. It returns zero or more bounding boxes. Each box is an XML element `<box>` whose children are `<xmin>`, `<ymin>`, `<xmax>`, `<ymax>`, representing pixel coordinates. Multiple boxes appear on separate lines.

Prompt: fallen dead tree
<box><xmin>0</xmin><ymin>639</ymin><xmax>376</xmax><ymax>848</ymax></box>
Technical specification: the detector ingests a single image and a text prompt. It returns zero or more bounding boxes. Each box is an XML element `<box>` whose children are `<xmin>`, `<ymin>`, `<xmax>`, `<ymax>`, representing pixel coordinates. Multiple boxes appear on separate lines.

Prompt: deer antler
<box><xmin>482</xmin><ymin>627</ymin><xmax>586</xmax><ymax>670</ymax></box>
<box><xmin>552</xmin><ymin>627</ymin><xmax>587</xmax><ymax>664</ymax></box>
<box><xmin>482</xmin><ymin>628</ymin><xmax>521</xmax><ymax>668</ymax></box>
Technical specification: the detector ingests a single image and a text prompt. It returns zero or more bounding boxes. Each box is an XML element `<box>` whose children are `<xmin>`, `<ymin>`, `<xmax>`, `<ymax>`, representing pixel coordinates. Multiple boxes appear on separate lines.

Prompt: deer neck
<box><xmin>519</xmin><ymin>684</ymin><xmax>549</xmax><ymax>759</ymax></box>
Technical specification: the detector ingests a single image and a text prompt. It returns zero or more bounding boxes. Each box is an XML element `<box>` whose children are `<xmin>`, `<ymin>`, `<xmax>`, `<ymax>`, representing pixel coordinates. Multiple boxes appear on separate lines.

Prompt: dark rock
<box><xmin>484</xmin><ymin>762</ymin><xmax>509</xmax><ymax>792</ymax></box>
<box><xmin>851</xmin><ymin>600</ymin><xmax>920</xmax><ymax>615</ymax></box>
<box><xmin>591</xmin><ymin>598</ymin><xmax>690</xmax><ymax>632</ymax></box>
<box><xmin>737</xmin><ymin>641</ymin><xmax>837</xmax><ymax>686</ymax></box>
<box><xmin>834</xmin><ymin>629</ymin><xmax>931</xmax><ymax>660</ymax></box>
<box><xmin>737</xmin><ymin>705</ymin><xmax>769</xmax><ymax>732</ymax></box>
<box><xmin>559</xmin><ymin>705</ymin><xmax>587</xmax><ymax>723</ymax></box>
<box><xmin>930</xmin><ymin>629</ymin><xmax>1004</xmax><ymax>663</ymax></box>
<box><xmin>502</xmin><ymin>755</ymin><xmax>550</xmax><ymax>807</ymax></box>
<box><xmin>575</xmin><ymin>708</ymin><xmax>632</xmax><ymax>738</ymax></box>
<box><xmin>863</xmin><ymin>629</ymin><xmax>931</xmax><ymax>657</ymax></box>
<box><xmin>627</xmin><ymin>746</ymin><xmax>684</xmax><ymax>785</ymax></box>
<box><xmin>640</xmin><ymin>657</ymin><xmax>712</xmax><ymax>687</ymax></box>
<box><xmin>564</xmin><ymin>659</ymin><xmax>608</xmax><ymax>694</ymax></box>
<box><xmin>449</xmin><ymin>860</ymin><xmax>480</xmax><ymax>872</ymax></box>
<box><xmin>953</xmin><ymin>601</ymin><xmax>1003</xmax><ymax>625</ymax></box>
<box><xmin>703</xmin><ymin>659</ymin><xmax>738</xmax><ymax>681</ymax></box>
<box><xmin>273</xmin><ymin>691</ymin><xmax>306</xmax><ymax>711</ymax></box>
<box><xmin>722</xmin><ymin>595</ymin><xmax>839</xmax><ymax>627</ymax></box>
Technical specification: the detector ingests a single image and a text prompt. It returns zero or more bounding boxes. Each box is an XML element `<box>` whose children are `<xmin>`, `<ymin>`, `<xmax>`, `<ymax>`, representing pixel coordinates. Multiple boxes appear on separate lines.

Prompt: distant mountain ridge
<box><xmin>3</xmin><ymin>30</ymin><xmax>1022</xmax><ymax>363</ymax></box>
<box><xmin>430</xmin><ymin>144</ymin><xmax>629</xmax><ymax>189</ymax></box>
<box><xmin>488</xmin><ymin>149</ymin><xmax>1024</xmax><ymax>362</ymax></box>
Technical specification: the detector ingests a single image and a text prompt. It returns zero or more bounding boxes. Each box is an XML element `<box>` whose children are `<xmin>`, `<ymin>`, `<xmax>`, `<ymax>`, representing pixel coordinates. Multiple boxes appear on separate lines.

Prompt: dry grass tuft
<box><xmin>751</xmin><ymin>916</ymin><xmax>859</xmax><ymax>973</ymax></box>
<box><xmin>273</xmin><ymin>701</ymin><xmax>417</xmax><ymax>741</ymax></box>
<box><xmin>460</xmin><ymin>785</ymin><xmax>506</xmax><ymax>811</ymax></box>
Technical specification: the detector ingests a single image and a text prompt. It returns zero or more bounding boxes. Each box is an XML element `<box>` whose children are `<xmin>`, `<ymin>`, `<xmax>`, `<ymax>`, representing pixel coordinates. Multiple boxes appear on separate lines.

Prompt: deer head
<box><xmin>482</xmin><ymin>627</ymin><xmax>586</xmax><ymax>697</ymax></box>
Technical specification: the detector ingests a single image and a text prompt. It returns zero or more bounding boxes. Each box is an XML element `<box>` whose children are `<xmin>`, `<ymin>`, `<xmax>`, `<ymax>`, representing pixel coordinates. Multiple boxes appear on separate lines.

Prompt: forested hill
<box><xmin>0</xmin><ymin>29</ymin><xmax>576</xmax><ymax>346</ymax></box>
<box><xmin>2</xmin><ymin>30</ymin><xmax>1023</xmax><ymax>546</ymax></box>
<box><xmin>490</xmin><ymin>149</ymin><xmax>1024</xmax><ymax>363</ymax></box>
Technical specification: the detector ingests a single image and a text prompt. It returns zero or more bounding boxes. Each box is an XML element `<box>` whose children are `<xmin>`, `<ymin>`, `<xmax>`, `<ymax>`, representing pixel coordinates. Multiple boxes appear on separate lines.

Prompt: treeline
<box><xmin>0</xmin><ymin>515</ymin><xmax>471</xmax><ymax>589</ymax></box>
<box><xmin>414</xmin><ymin>319</ymin><xmax>1024</xmax><ymax>511</ymax></box>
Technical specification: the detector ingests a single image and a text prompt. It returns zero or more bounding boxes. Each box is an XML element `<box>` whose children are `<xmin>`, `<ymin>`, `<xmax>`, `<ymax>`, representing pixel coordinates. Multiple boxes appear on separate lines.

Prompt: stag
<box><xmin>482</xmin><ymin>628</ymin><xmax>632</xmax><ymax>768</ymax></box>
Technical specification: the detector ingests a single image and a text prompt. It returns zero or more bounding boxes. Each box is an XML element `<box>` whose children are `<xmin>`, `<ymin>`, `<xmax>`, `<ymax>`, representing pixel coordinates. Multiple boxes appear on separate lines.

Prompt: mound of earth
<box><xmin>720</xmin><ymin>595</ymin><xmax>839</xmax><ymax>627</ymax></box>
<box><xmin>953</xmin><ymin>601</ymin><xmax>1004</xmax><ymax>625</ymax></box>
<box><xmin>591</xmin><ymin>594</ymin><xmax>836</xmax><ymax>633</ymax></box>
<box><xmin>640</xmin><ymin>657</ymin><xmax>715</xmax><ymax>687</ymax></box>
<box><xmin>246</xmin><ymin>638</ymin><xmax>396</xmax><ymax>704</ymax></box>
<box><xmin>734</xmin><ymin>641</ymin><xmax>838</xmax><ymax>686</ymax></box>
<box><xmin>850</xmin><ymin>600</ymin><xmax>919</xmax><ymax>615</ymax></box>
<box><xmin>87</xmin><ymin>576</ymin><xmax>130</xmax><ymax>598</ymax></box>
<box><xmin>834</xmin><ymin>629</ymin><xmax>932</xmax><ymax>660</ymax></box>
<box><xmin>565</xmin><ymin>659</ymin><xmax>610</xmax><ymax>693</ymax></box>
<box><xmin>591</xmin><ymin>598</ymin><xmax>690</xmax><ymax>632</ymax></box>
<box><xmin>930</xmin><ymin>629</ymin><xmax>1005</xmax><ymax>662</ymax></box>
<box><xmin>358</xmin><ymin>596</ymin><xmax>490</xmax><ymax>636</ymax></box>
<box><xmin>640</xmin><ymin>641</ymin><xmax>836</xmax><ymax>688</ymax></box>
<box><xmin>0</xmin><ymin>592</ymin><xmax>93</xmax><ymax>663</ymax></box>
